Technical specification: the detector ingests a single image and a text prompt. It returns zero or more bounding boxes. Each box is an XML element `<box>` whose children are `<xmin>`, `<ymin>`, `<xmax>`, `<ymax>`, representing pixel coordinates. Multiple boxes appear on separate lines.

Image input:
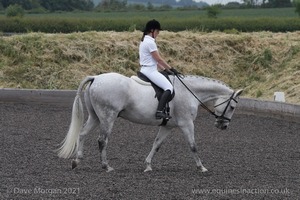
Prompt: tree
<box><xmin>256</xmin><ymin>0</ymin><xmax>293</xmax><ymax>8</ymax></box>
<box><xmin>225</xmin><ymin>2</ymin><xmax>241</xmax><ymax>9</ymax></box>
<box><xmin>267</xmin><ymin>0</ymin><xmax>292</xmax><ymax>7</ymax></box>
<box><xmin>294</xmin><ymin>0</ymin><xmax>300</xmax><ymax>16</ymax></box>
<box><xmin>147</xmin><ymin>2</ymin><xmax>154</xmax><ymax>11</ymax></box>
<box><xmin>5</xmin><ymin>4</ymin><xmax>25</xmax><ymax>17</ymax></box>
<box><xmin>97</xmin><ymin>0</ymin><xmax>127</xmax><ymax>11</ymax></box>
<box><xmin>159</xmin><ymin>4</ymin><xmax>172</xmax><ymax>11</ymax></box>
<box><xmin>242</xmin><ymin>0</ymin><xmax>255</xmax><ymax>7</ymax></box>
<box><xmin>206</xmin><ymin>5</ymin><xmax>221</xmax><ymax>18</ymax></box>
<box><xmin>1</xmin><ymin>0</ymin><xmax>40</xmax><ymax>9</ymax></box>
<box><xmin>0</xmin><ymin>0</ymin><xmax>94</xmax><ymax>11</ymax></box>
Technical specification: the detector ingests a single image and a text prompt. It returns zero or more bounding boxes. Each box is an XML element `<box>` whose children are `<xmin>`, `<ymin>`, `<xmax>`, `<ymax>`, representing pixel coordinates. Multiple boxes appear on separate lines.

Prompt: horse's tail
<box><xmin>57</xmin><ymin>76</ymin><xmax>95</xmax><ymax>159</ymax></box>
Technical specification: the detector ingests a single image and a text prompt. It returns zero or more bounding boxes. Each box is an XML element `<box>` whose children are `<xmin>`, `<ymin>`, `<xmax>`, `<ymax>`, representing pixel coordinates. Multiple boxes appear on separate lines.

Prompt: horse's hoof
<box><xmin>102</xmin><ymin>164</ymin><xmax>114</xmax><ymax>172</ymax></box>
<box><xmin>71</xmin><ymin>159</ymin><xmax>79</xmax><ymax>169</ymax></box>
<box><xmin>201</xmin><ymin>167</ymin><xmax>208</xmax><ymax>173</ymax></box>
<box><xmin>106</xmin><ymin>166</ymin><xmax>114</xmax><ymax>172</ymax></box>
<box><xmin>144</xmin><ymin>166</ymin><xmax>152</xmax><ymax>172</ymax></box>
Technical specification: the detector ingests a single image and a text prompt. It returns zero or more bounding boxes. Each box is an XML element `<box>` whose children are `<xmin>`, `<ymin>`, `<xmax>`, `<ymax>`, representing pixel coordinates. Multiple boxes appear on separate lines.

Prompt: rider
<box><xmin>139</xmin><ymin>19</ymin><xmax>179</xmax><ymax>120</ymax></box>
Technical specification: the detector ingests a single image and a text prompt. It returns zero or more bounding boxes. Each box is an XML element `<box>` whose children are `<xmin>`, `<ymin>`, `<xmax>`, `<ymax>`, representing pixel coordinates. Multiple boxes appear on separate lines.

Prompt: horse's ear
<box><xmin>234</xmin><ymin>89</ymin><xmax>243</xmax><ymax>98</ymax></box>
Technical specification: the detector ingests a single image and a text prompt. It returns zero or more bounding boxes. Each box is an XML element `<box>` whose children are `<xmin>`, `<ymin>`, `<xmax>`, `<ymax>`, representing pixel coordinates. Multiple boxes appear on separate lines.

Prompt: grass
<box><xmin>0</xmin><ymin>31</ymin><xmax>299</xmax><ymax>104</ymax></box>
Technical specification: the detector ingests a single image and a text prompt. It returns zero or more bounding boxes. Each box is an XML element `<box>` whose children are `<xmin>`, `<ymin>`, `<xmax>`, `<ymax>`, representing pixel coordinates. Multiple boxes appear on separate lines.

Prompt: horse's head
<box><xmin>213</xmin><ymin>89</ymin><xmax>243</xmax><ymax>130</ymax></box>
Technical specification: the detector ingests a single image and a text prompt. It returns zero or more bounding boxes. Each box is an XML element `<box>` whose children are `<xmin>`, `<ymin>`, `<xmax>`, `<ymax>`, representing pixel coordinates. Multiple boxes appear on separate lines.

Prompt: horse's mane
<box><xmin>184</xmin><ymin>75</ymin><xmax>232</xmax><ymax>90</ymax></box>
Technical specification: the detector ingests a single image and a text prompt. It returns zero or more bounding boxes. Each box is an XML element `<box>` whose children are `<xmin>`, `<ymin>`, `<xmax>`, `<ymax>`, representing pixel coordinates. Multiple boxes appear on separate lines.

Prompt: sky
<box><xmin>199</xmin><ymin>0</ymin><xmax>243</xmax><ymax>5</ymax></box>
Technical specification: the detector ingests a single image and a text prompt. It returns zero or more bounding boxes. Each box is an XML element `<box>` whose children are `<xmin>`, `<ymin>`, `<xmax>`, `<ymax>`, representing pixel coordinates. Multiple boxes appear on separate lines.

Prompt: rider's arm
<box><xmin>151</xmin><ymin>51</ymin><xmax>172</xmax><ymax>71</ymax></box>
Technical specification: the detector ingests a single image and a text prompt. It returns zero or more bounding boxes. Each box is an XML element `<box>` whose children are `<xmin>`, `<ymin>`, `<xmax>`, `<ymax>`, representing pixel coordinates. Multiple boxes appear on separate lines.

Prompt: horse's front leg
<box><xmin>144</xmin><ymin>126</ymin><xmax>172</xmax><ymax>172</ymax></box>
<box><xmin>180</xmin><ymin>122</ymin><xmax>208</xmax><ymax>172</ymax></box>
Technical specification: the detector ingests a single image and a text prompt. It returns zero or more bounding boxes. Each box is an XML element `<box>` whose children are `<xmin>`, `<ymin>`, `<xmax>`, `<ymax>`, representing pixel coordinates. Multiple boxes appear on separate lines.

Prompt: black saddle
<box><xmin>137</xmin><ymin>71</ymin><xmax>175</xmax><ymax>102</ymax></box>
<box><xmin>137</xmin><ymin>71</ymin><xmax>175</xmax><ymax>126</ymax></box>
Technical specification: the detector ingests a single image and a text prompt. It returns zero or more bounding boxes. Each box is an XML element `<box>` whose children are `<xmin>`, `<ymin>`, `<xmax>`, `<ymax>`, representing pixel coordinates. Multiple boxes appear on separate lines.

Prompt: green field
<box><xmin>0</xmin><ymin>7</ymin><xmax>298</xmax><ymax>19</ymax></box>
<box><xmin>0</xmin><ymin>7</ymin><xmax>299</xmax><ymax>33</ymax></box>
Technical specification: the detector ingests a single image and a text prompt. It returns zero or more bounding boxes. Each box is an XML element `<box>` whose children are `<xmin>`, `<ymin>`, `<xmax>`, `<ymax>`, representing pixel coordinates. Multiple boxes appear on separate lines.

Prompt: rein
<box><xmin>174</xmin><ymin>74</ymin><xmax>236</xmax><ymax>121</ymax></box>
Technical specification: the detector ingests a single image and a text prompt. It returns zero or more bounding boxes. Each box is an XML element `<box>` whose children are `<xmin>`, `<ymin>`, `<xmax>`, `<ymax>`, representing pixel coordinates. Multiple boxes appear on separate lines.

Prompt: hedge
<box><xmin>1</xmin><ymin>17</ymin><xmax>300</xmax><ymax>33</ymax></box>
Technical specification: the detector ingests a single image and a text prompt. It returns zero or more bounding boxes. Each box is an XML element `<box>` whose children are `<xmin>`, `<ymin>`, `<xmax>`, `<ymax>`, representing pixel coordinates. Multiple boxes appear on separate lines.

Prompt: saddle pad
<box><xmin>131</xmin><ymin>76</ymin><xmax>151</xmax><ymax>86</ymax></box>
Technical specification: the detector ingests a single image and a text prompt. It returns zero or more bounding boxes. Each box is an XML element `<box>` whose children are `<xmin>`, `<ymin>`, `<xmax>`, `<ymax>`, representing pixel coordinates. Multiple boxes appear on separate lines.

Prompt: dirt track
<box><xmin>1</xmin><ymin>102</ymin><xmax>299</xmax><ymax>200</ymax></box>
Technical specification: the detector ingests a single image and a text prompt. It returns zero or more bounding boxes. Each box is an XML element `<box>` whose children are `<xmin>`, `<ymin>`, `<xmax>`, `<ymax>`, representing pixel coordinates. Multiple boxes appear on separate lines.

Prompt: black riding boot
<box><xmin>156</xmin><ymin>90</ymin><xmax>172</xmax><ymax>119</ymax></box>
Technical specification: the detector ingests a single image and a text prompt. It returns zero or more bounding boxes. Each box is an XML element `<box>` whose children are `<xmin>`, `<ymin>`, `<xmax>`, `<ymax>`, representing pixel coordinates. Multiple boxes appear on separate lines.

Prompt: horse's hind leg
<box><xmin>97</xmin><ymin>113</ymin><xmax>117</xmax><ymax>172</ymax></box>
<box><xmin>144</xmin><ymin>126</ymin><xmax>171</xmax><ymax>172</ymax></box>
<box><xmin>72</xmin><ymin>116</ymin><xmax>99</xmax><ymax>169</ymax></box>
<box><xmin>98</xmin><ymin>135</ymin><xmax>114</xmax><ymax>172</ymax></box>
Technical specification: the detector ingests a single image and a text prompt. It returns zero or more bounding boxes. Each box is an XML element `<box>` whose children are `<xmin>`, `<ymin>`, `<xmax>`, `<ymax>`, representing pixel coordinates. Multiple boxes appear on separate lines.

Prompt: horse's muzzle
<box><xmin>215</xmin><ymin>118</ymin><xmax>229</xmax><ymax>130</ymax></box>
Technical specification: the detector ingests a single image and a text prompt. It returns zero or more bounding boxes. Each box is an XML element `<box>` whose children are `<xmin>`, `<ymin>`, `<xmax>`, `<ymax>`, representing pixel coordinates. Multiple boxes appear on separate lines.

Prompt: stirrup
<box><xmin>156</xmin><ymin>111</ymin><xmax>172</xmax><ymax>120</ymax></box>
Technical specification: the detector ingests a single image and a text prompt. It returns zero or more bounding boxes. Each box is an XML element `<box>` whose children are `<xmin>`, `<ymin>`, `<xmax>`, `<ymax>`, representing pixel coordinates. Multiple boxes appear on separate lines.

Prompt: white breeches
<box><xmin>140</xmin><ymin>66</ymin><xmax>173</xmax><ymax>93</ymax></box>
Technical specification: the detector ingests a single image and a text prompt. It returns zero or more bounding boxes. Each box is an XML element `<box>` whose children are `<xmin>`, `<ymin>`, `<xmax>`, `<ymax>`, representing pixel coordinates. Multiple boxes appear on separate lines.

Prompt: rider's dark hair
<box><xmin>141</xmin><ymin>19</ymin><xmax>162</xmax><ymax>41</ymax></box>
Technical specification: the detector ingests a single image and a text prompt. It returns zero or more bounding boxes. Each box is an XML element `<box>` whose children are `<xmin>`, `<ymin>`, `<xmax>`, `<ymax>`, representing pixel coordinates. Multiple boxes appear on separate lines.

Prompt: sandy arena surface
<box><xmin>1</xmin><ymin>102</ymin><xmax>299</xmax><ymax>200</ymax></box>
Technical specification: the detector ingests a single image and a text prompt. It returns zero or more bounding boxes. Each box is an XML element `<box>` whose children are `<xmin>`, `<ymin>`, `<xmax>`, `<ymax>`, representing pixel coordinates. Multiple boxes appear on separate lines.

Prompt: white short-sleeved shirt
<box><xmin>139</xmin><ymin>35</ymin><xmax>158</xmax><ymax>66</ymax></box>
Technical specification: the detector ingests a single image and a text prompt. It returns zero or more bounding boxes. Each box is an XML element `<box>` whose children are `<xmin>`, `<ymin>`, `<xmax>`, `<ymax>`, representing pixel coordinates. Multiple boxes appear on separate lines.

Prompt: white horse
<box><xmin>57</xmin><ymin>72</ymin><xmax>243</xmax><ymax>173</ymax></box>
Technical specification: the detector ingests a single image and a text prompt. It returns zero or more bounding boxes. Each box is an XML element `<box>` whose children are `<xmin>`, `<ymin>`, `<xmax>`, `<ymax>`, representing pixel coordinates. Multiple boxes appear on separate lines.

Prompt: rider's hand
<box><xmin>170</xmin><ymin>68</ymin><xmax>180</xmax><ymax>75</ymax></box>
<box><xmin>164</xmin><ymin>68</ymin><xmax>173</xmax><ymax>75</ymax></box>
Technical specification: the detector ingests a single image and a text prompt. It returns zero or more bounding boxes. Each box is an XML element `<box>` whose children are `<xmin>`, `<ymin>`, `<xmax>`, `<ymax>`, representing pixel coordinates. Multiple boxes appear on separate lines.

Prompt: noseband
<box><xmin>175</xmin><ymin>75</ymin><xmax>238</xmax><ymax>121</ymax></box>
<box><xmin>213</xmin><ymin>92</ymin><xmax>238</xmax><ymax>122</ymax></box>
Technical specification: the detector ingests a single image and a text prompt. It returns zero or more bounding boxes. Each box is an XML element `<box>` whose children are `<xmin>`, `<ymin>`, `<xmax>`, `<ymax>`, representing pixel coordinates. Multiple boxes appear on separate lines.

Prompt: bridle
<box><xmin>213</xmin><ymin>92</ymin><xmax>238</xmax><ymax>122</ymax></box>
<box><xmin>175</xmin><ymin>74</ymin><xmax>238</xmax><ymax>122</ymax></box>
